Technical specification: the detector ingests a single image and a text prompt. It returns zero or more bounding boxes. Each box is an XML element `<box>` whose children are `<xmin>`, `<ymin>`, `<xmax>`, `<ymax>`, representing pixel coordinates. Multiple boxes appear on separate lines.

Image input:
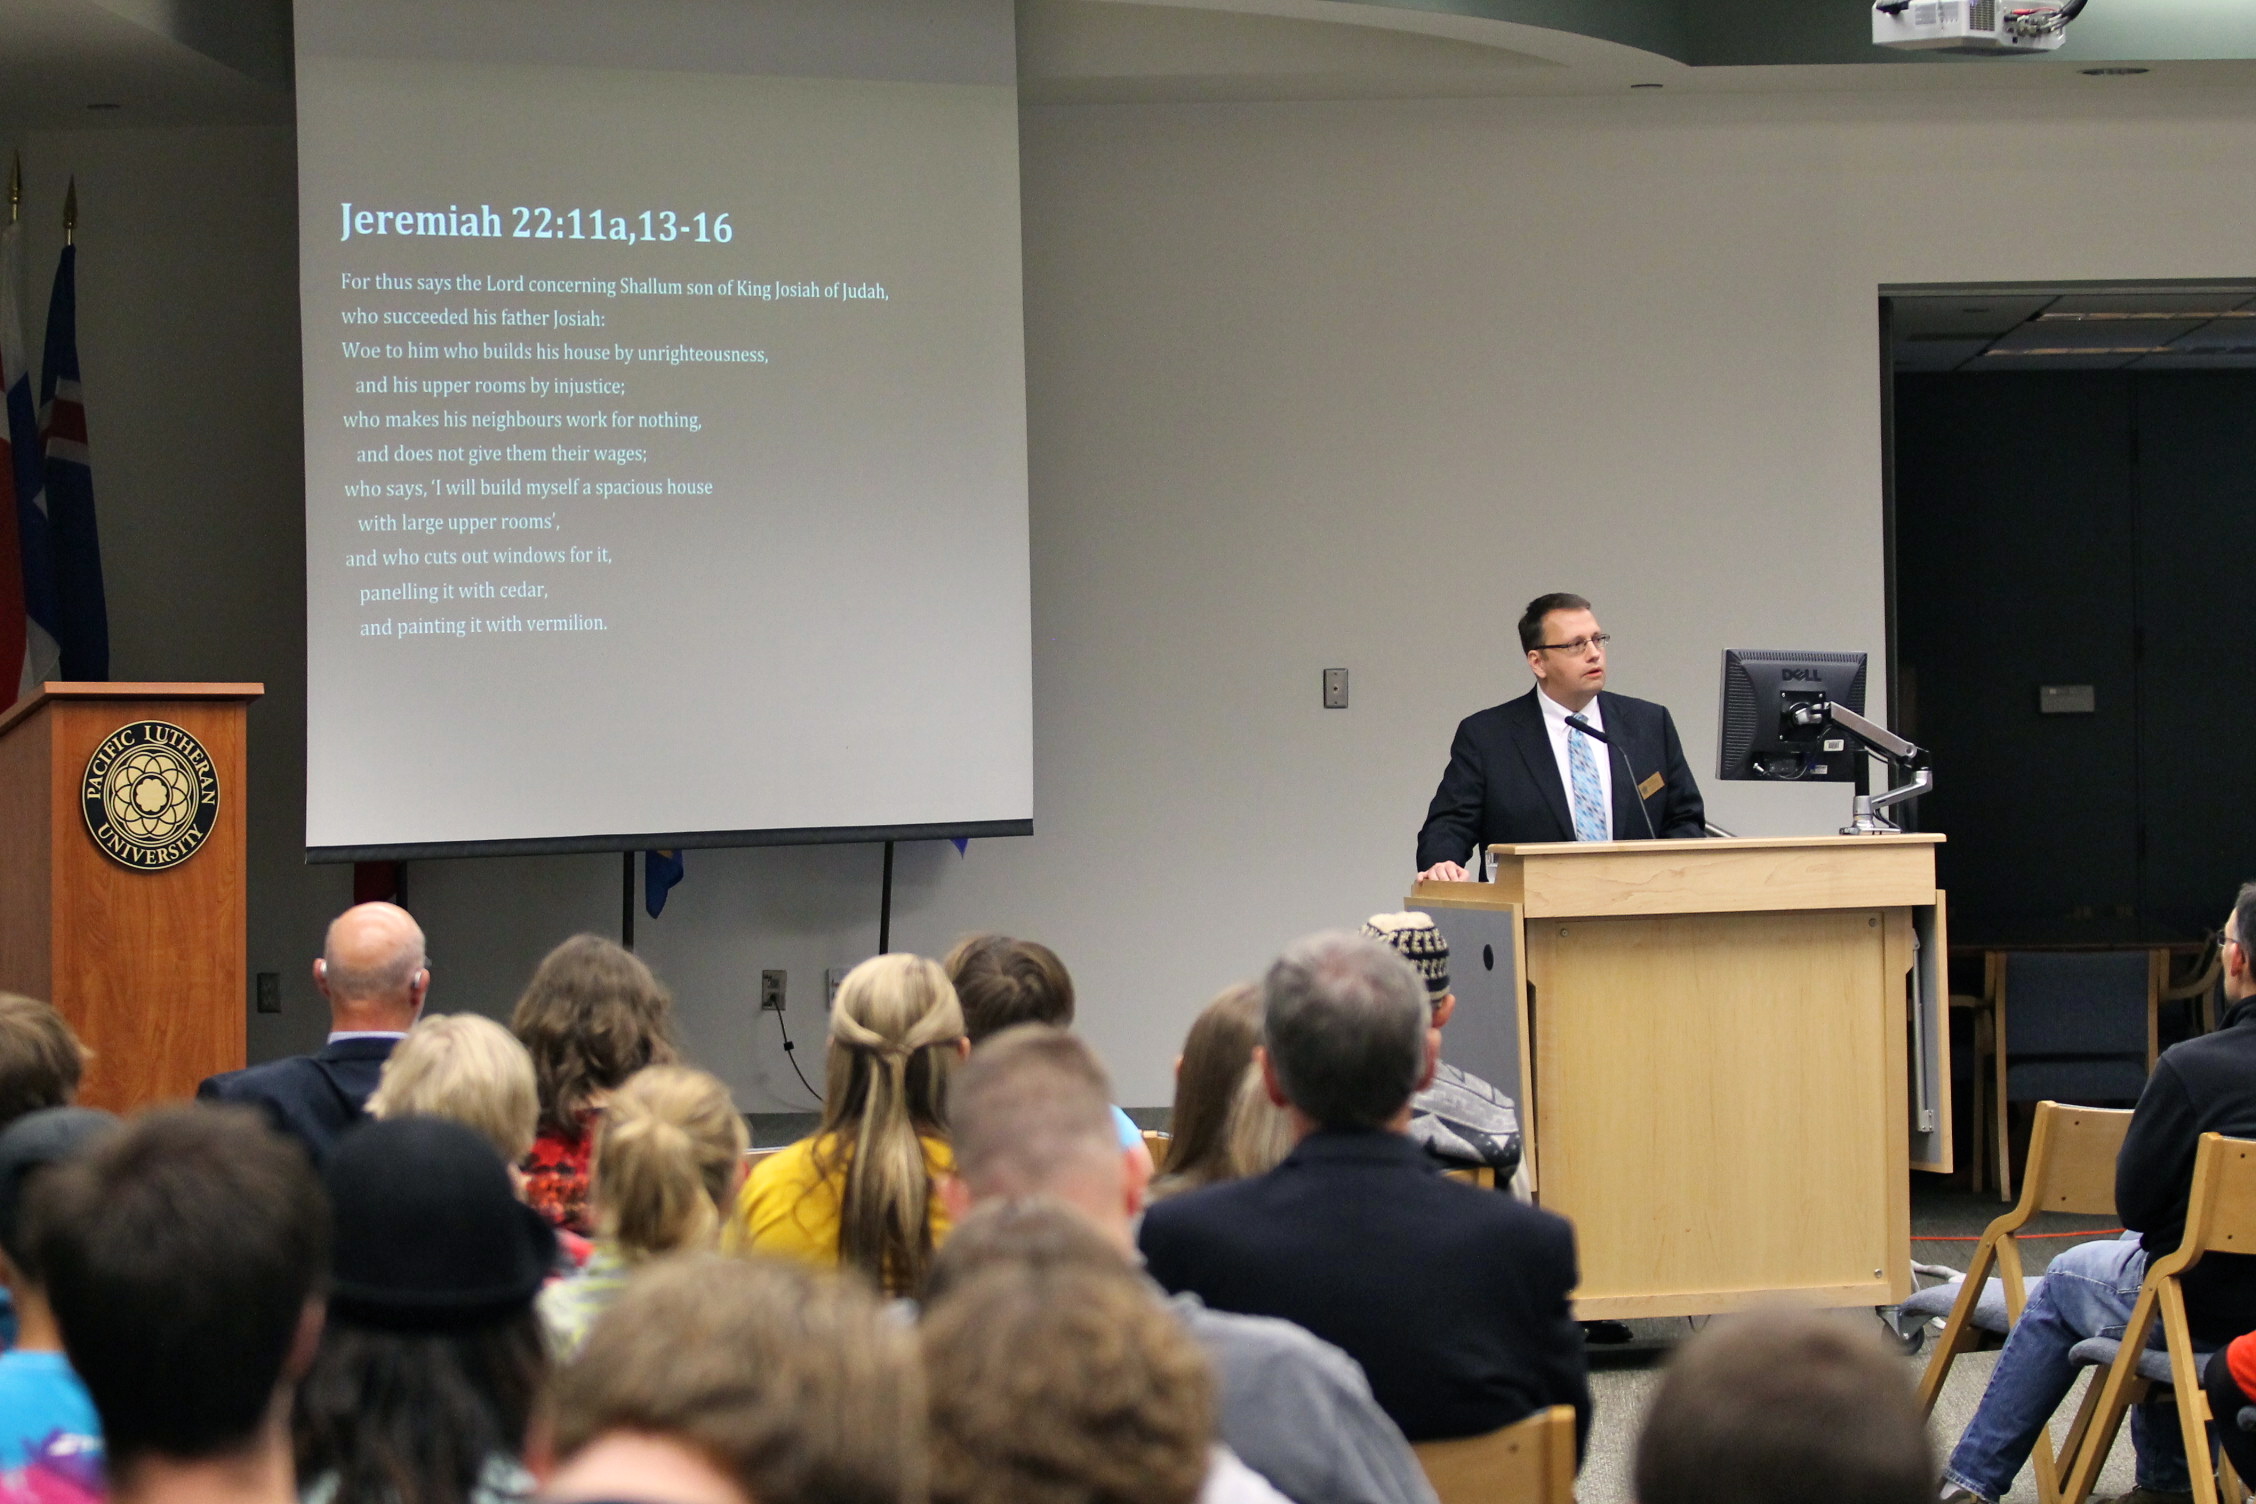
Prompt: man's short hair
<box><xmin>943</xmin><ymin>935</ymin><xmax>1075</xmax><ymax>1041</ymax></box>
<box><xmin>923</xmin><ymin>1262</ymin><xmax>1213</xmax><ymax>1504</ymax></box>
<box><xmin>1517</xmin><ymin>592</ymin><xmax>1593</xmax><ymax>654</ymax></box>
<box><xmin>924</xmin><ymin>1197</ymin><xmax>1133</xmax><ymax>1306</ymax></box>
<box><xmin>546</xmin><ymin>1253</ymin><xmax>922</xmax><ymax>1504</ymax></box>
<box><xmin>2233</xmin><ymin>881</ymin><xmax>2256</xmax><ymax>961</ymax></box>
<box><xmin>366</xmin><ymin>1013</ymin><xmax>541</xmax><ymax>1164</ymax></box>
<box><xmin>0</xmin><ymin>995</ymin><xmax>85</xmax><ymax>1130</ymax></box>
<box><xmin>1263</xmin><ymin>932</ymin><xmax>1428</xmax><ymax>1130</ymax></box>
<box><xmin>1632</xmin><ymin>1307</ymin><xmax>1933</xmax><ymax>1504</ymax></box>
<box><xmin>30</xmin><ymin>1105</ymin><xmax>329</xmax><ymax>1470</ymax></box>
<box><xmin>952</xmin><ymin>1026</ymin><xmax>1118</xmax><ymax>1198</ymax></box>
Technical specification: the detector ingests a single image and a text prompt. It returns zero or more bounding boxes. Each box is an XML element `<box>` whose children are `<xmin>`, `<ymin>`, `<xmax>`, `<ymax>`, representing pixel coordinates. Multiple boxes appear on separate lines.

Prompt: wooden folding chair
<box><xmin>2057</xmin><ymin>1133</ymin><xmax>2256</xmax><ymax>1504</ymax></box>
<box><xmin>1141</xmin><ymin>1130</ymin><xmax>1172</xmax><ymax>1172</ymax></box>
<box><xmin>1916</xmin><ymin>1103</ymin><xmax>2131</xmax><ymax>1504</ymax></box>
<box><xmin>1412</xmin><ymin>1405</ymin><xmax>1576</xmax><ymax>1504</ymax></box>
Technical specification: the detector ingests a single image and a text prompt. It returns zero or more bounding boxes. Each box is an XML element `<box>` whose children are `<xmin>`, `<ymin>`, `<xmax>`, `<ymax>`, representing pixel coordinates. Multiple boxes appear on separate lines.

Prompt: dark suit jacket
<box><xmin>1416</xmin><ymin>687</ymin><xmax>1705</xmax><ymax>870</ymax></box>
<box><xmin>196</xmin><ymin>1036</ymin><xmax>397</xmax><ymax>1161</ymax></box>
<box><xmin>1138</xmin><ymin>1129</ymin><xmax>1591</xmax><ymax>1450</ymax></box>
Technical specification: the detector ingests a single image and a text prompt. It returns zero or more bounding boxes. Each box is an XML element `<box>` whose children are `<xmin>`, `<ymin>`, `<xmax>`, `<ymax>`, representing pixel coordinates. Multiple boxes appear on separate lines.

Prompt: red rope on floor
<box><xmin>1916</xmin><ymin>1228</ymin><xmax>2123</xmax><ymax>1242</ymax></box>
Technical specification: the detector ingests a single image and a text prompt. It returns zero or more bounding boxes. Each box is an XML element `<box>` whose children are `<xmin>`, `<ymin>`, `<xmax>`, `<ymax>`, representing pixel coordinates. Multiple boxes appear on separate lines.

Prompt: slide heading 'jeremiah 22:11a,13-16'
<box><xmin>339</xmin><ymin>202</ymin><xmax>734</xmax><ymax>245</ymax></box>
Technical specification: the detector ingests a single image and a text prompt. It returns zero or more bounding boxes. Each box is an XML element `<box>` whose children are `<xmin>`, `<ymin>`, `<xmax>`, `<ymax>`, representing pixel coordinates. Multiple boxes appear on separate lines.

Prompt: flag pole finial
<box><xmin>8</xmin><ymin>154</ymin><xmax>19</xmax><ymax>224</ymax></box>
<box><xmin>62</xmin><ymin>177</ymin><xmax>76</xmax><ymax>244</ymax></box>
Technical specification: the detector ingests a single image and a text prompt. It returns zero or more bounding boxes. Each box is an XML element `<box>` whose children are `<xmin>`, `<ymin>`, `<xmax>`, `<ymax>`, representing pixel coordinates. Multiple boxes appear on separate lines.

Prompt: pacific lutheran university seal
<box><xmin>82</xmin><ymin>721</ymin><xmax>219</xmax><ymax>870</ymax></box>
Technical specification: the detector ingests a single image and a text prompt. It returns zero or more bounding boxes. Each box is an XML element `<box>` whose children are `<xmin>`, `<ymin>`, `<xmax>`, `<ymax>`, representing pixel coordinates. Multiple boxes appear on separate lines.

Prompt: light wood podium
<box><xmin>1412</xmin><ymin>834</ymin><xmax>1949</xmax><ymax>1319</ymax></box>
<box><xmin>0</xmin><ymin>683</ymin><xmax>261</xmax><ymax>1109</ymax></box>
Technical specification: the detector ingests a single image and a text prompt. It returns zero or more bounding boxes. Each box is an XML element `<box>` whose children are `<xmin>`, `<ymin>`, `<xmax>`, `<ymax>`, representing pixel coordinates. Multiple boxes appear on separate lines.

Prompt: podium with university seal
<box><xmin>1411</xmin><ymin>833</ymin><xmax>1950</xmax><ymax>1319</ymax></box>
<box><xmin>0</xmin><ymin>683</ymin><xmax>261</xmax><ymax>1109</ymax></box>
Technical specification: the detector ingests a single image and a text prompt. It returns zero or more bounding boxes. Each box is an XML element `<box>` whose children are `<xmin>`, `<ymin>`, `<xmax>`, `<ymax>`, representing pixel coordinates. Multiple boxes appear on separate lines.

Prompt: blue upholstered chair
<box><xmin>1992</xmin><ymin>950</ymin><xmax>2162</xmax><ymax>1203</ymax></box>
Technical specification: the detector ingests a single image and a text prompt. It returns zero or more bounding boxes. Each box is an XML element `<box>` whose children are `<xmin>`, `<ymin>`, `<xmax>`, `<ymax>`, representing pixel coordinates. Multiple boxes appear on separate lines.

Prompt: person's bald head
<box><xmin>314</xmin><ymin>903</ymin><xmax>429</xmax><ymax>1030</ymax></box>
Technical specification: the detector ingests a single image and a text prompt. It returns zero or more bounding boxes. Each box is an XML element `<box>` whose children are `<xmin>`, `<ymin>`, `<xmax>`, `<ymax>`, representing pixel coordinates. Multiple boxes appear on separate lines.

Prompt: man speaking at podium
<box><xmin>1415</xmin><ymin>592</ymin><xmax>1705</xmax><ymax>881</ymax></box>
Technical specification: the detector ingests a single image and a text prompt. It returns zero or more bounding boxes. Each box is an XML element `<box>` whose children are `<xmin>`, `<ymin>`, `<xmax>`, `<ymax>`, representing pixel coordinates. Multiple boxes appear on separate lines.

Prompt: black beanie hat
<box><xmin>323</xmin><ymin>1115</ymin><xmax>555</xmax><ymax>1331</ymax></box>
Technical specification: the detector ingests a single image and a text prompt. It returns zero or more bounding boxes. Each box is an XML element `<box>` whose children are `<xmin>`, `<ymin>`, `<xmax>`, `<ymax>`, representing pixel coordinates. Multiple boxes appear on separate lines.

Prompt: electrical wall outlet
<box><xmin>760</xmin><ymin>970</ymin><xmax>786</xmax><ymax>1012</ymax></box>
<box><xmin>825</xmin><ymin>967</ymin><xmax>848</xmax><ymax>1009</ymax></box>
<box><xmin>1322</xmin><ymin>667</ymin><xmax>1349</xmax><ymax>709</ymax></box>
<box><xmin>255</xmin><ymin>972</ymin><xmax>281</xmax><ymax>1014</ymax></box>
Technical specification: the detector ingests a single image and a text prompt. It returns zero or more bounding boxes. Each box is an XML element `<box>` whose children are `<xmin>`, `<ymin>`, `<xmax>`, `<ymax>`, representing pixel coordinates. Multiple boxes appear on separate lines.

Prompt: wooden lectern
<box><xmin>0</xmin><ymin>683</ymin><xmax>261</xmax><ymax>1110</ymax></box>
<box><xmin>1412</xmin><ymin>835</ymin><xmax>1948</xmax><ymax>1319</ymax></box>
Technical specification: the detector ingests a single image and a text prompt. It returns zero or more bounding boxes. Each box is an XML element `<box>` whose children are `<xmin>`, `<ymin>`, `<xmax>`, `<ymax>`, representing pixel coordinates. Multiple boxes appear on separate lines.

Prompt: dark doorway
<box><xmin>1891</xmin><ymin>289</ymin><xmax>2256</xmax><ymax>945</ymax></box>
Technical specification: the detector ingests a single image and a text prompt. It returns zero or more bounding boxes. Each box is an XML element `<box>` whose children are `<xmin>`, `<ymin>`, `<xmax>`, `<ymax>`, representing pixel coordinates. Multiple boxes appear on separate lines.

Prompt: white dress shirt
<box><xmin>1537</xmin><ymin>687</ymin><xmax>1611</xmax><ymax>840</ymax></box>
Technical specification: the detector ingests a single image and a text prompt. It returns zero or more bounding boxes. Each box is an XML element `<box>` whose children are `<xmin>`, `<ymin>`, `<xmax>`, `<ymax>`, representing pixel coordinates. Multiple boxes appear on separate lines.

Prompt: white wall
<box><xmin>20</xmin><ymin>83</ymin><xmax>2256</xmax><ymax>1110</ymax></box>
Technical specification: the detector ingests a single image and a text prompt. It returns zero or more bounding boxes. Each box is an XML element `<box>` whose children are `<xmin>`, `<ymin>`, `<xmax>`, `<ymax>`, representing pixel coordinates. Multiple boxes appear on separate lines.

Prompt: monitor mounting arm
<box><xmin>1787</xmin><ymin>701</ymin><xmax>1934</xmax><ymax>835</ymax></box>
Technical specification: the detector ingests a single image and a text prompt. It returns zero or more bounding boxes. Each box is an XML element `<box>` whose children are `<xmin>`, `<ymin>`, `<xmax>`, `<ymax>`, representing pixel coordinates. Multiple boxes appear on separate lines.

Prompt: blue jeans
<box><xmin>1943</xmin><ymin>1235</ymin><xmax>2192</xmax><ymax>1500</ymax></box>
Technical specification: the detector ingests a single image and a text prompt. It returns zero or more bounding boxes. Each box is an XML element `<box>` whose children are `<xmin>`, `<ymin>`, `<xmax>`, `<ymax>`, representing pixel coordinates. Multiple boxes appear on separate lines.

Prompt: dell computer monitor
<box><xmin>1718</xmin><ymin>649</ymin><xmax>1870</xmax><ymax>782</ymax></box>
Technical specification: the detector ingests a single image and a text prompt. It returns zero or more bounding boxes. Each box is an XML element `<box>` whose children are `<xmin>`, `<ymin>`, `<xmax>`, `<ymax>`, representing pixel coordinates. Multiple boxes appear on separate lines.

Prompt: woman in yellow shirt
<box><xmin>735</xmin><ymin>952</ymin><xmax>966</xmax><ymax>1296</ymax></box>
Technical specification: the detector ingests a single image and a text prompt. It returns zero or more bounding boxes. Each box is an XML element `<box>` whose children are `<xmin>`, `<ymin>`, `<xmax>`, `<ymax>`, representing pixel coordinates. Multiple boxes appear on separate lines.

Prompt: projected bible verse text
<box><xmin>319</xmin><ymin>259</ymin><xmax>890</xmax><ymax>644</ymax></box>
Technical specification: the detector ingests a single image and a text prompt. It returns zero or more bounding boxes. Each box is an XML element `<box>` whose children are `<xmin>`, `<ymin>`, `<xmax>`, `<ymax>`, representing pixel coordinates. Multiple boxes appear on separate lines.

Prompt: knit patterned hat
<box><xmin>1362</xmin><ymin>912</ymin><xmax>1449</xmax><ymax>1000</ymax></box>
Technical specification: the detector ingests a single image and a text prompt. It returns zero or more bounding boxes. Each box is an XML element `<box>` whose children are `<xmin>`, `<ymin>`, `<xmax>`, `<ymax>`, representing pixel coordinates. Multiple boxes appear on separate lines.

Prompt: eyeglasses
<box><xmin>1535</xmin><ymin>634</ymin><xmax>1611</xmax><ymax>656</ymax></box>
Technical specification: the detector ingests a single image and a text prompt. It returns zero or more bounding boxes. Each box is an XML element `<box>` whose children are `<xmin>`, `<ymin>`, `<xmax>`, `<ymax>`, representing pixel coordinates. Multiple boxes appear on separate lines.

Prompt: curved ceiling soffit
<box><xmin>1064</xmin><ymin>0</ymin><xmax>2256</xmax><ymax>68</ymax></box>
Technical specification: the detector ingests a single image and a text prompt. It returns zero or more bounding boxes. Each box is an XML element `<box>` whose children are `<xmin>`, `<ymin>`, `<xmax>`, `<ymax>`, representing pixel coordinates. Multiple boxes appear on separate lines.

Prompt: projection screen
<box><xmin>295</xmin><ymin>0</ymin><xmax>1031</xmax><ymax>859</ymax></box>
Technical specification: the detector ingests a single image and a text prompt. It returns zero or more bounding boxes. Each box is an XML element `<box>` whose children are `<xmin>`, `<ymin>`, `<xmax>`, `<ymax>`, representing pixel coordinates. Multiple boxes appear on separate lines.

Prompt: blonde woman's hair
<box><xmin>815</xmin><ymin>953</ymin><xmax>964</xmax><ymax>1297</ymax></box>
<box><xmin>1223</xmin><ymin>1061</ymin><xmax>1295</xmax><ymax>1181</ymax></box>
<box><xmin>366</xmin><ymin>1013</ymin><xmax>540</xmax><ymax>1164</ymax></box>
<box><xmin>593</xmin><ymin>1066</ymin><xmax>749</xmax><ymax>1263</ymax></box>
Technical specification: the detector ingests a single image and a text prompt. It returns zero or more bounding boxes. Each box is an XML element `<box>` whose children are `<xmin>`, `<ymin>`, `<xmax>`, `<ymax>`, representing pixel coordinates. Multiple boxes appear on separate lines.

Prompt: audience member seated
<box><xmin>198</xmin><ymin>903</ymin><xmax>428</xmax><ymax>1161</ymax></box>
<box><xmin>942</xmin><ymin>1025</ymin><xmax>1435</xmax><ymax>1504</ymax></box>
<box><xmin>0</xmin><ymin>1108</ymin><xmax>116</xmax><ymax>1497</ymax></box>
<box><xmin>1941</xmin><ymin>883</ymin><xmax>2256</xmax><ymax>1504</ymax></box>
<box><xmin>2204</xmin><ymin>1333</ymin><xmax>2256</xmax><ymax>1485</ymax></box>
<box><xmin>736</xmin><ymin>953</ymin><xmax>964</xmax><ymax>1296</ymax></box>
<box><xmin>0</xmin><ymin>997</ymin><xmax>85</xmax><ymax>1352</ymax></box>
<box><xmin>539</xmin><ymin>1066</ymin><xmax>748</xmax><ymax>1357</ymax></box>
<box><xmin>366</xmin><ymin>1014</ymin><xmax>539</xmax><ymax>1170</ymax></box>
<box><xmin>0</xmin><ymin>998</ymin><xmax>85</xmax><ymax>1135</ymax></box>
<box><xmin>1149</xmin><ymin>984</ymin><xmax>1262</xmax><ymax>1200</ymax></box>
<box><xmin>1223</xmin><ymin>1061</ymin><xmax>1295</xmax><ymax>1181</ymax></box>
<box><xmin>1359</xmin><ymin>914</ymin><xmax>1521</xmax><ymax>1182</ymax></box>
<box><xmin>944</xmin><ymin>933</ymin><xmax>1149</xmax><ymax>1164</ymax></box>
<box><xmin>29</xmin><ymin>1106</ymin><xmax>328</xmax><ymax>1504</ymax></box>
<box><xmin>295</xmin><ymin>1117</ymin><xmax>553</xmax><ymax>1504</ymax></box>
<box><xmin>1634</xmin><ymin>1307</ymin><xmax>1933</xmax><ymax>1504</ymax></box>
<box><xmin>534</xmin><ymin>1254</ymin><xmax>921</xmax><ymax>1504</ymax></box>
<box><xmin>510</xmin><ymin>935</ymin><xmax>679</xmax><ymax>1237</ymax></box>
<box><xmin>1140</xmin><ymin>932</ymin><xmax>1590</xmax><ymax>1449</ymax></box>
<box><xmin>924</xmin><ymin>1257</ymin><xmax>1285</xmax><ymax>1504</ymax></box>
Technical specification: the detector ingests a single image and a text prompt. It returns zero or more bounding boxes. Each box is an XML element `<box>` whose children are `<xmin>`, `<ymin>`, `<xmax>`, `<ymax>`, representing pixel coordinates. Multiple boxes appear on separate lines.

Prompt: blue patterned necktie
<box><xmin>1567</xmin><ymin>725</ymin><xmax>1609</xmax><ymax>842</ymax></box>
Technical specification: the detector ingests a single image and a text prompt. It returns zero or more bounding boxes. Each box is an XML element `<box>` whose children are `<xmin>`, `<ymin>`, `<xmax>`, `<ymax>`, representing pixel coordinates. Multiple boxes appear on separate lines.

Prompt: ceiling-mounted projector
<box><xmin>1872</xmin><ymin>0</ymin><xmax>2086</xmax><ymax>54</ymax></box>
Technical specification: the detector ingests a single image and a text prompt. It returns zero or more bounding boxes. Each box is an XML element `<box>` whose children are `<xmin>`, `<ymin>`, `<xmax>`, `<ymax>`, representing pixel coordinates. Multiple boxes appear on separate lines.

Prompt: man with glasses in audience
<box><xmin>1416</xmin><ymin>591</ymin><xmax>1705</xmax><ymax>882</ymax></box>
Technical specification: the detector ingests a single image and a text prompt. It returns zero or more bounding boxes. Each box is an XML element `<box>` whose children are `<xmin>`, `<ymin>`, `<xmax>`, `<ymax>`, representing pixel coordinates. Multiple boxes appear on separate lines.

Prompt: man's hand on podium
<box><xmin>1417</xmin><ymin>862</ymin><xmax>1468</xmax><ymax>883</ymax></box>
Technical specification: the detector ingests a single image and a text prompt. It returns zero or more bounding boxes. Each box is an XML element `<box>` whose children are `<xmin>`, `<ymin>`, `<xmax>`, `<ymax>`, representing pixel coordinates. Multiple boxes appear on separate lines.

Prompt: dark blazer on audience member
<box><xmin>1138</xmin><ymin>1128</ymin><xmax>1591</xmax><ymax>1451</ymax></box>
<box><xmin>195</xmin><ymin>1036</ymin><xmax>397</xmax><ymax>1160</ymax></box>
<box><xmin>1415</xmin><ymin>687</ymin><xmax>1704</xmax><ymax>872</ymax></box>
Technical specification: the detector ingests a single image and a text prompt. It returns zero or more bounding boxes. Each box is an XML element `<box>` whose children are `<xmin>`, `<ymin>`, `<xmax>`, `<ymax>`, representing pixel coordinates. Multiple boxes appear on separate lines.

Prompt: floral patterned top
<box><xmin>522</xmin><ymin>1109</ymin><xmax>600</xmax><ymax>1236</ymax></box>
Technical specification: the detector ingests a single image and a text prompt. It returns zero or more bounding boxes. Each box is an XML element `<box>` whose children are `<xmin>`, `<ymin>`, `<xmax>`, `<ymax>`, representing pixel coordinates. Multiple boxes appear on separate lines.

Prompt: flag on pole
<box><xmin>645</xmin><ymin>849</ymin><xmax>684</xmax><ymax>917</ymax></box>
<box><xmin>0</xmin><ymin>209</ymin><xmax>57</xmax><ymax>701</ymax></box>
<box><xmin>38</xmin><ymin>231</ymin><xmax>106</xmax><ymax>681</ymax></box>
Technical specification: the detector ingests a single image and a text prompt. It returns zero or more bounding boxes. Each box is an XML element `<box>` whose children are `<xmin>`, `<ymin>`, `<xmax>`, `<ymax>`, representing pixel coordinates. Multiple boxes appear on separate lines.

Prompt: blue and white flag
<box><xmin>645</xmin><ymin>849</ymin><xmax>684</xmax><ymax>917</ymax></box>
<box><xmin>38</xmin><ymin>242</ymin><xmax>106</xmax><ymax>681</ymax></box>
<box><xmin>0</xmin><ymin>218</ymin><xmax>57</xmax><ymax>697</ymax></box>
